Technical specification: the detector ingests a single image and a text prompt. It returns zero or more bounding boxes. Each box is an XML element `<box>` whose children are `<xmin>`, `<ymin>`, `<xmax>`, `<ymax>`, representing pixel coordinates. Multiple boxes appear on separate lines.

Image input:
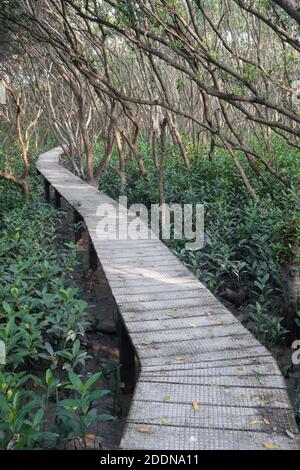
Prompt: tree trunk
<box><xmin>159</xmin><ymin>117</ymin><xmax>168</xmax><ymax>211</ymax></box>
<box><xmin>115</xmin><ymin>129</ymin><xmax>127</xmax><ymax>195</ymax></box>
<box><xmin>95</xmin><ymin>120</ymin><xmax>115</xmax><ymax>184</ymax></box>
<box><xmin>281</xmin><ymin>263</ymin><xmax>300</xmax><ymax>341</ymax></box>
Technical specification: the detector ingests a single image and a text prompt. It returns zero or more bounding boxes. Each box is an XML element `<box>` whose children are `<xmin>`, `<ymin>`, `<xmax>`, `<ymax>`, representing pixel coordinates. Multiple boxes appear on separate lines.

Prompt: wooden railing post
<box><xmin>117</xmin><ymin>312</ymin><xmax>136</xmax><ymax>394</ymax></box>
<box><xmin>44</xmin><ymin>179</ymin><xmax>50</xmax><ymax>203</ymax></box>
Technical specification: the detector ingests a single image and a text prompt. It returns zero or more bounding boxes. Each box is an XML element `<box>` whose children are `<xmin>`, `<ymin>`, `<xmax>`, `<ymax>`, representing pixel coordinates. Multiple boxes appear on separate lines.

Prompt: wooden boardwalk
<box><xmin>37</xmin><ymin>147</ymin><xmax>299</xmax><ymax>450</ymax></box>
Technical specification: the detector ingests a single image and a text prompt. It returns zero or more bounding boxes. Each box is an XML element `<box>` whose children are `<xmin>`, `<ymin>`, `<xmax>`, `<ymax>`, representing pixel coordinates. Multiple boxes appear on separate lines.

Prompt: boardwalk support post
<box><xmin>54</xmin><ymin>189</ymin><xmax>61</xmax><ymax>209</ymax></box>
<box><xmin>44</xmin><ymin>179</ymin><xmax>50</xmax><ymax>203</ymax></box>
<box><xmin>89</xmin><ymin>237</ymin><xmax>98</xmax><ymax>271</ymax></box>
<box><xmin>117</xmin><ymin>312</ymin><xmax>136</xmax><ymax>394</ymax></box>
<box><xmin>74</xmin><ymin>210</ymin><xmax>84</xmax><ymax>243</ymax></box>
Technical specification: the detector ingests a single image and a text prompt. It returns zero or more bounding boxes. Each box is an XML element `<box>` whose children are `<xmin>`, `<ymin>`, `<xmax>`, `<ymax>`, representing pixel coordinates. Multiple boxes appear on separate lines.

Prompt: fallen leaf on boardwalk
<box><xmin>163</xmin><ymin>395</ymin><xmax>171</xmax><ymax>401</ymax></box>
<box><xmin>262</xmin><ymin>442</ymin><xmax>279</xmax><ymax>449</ymax></box>
<box><xmin>190</xmin><ymin>323</ymin><xmax>198</xmax><ymax>328</ymax></box>
<box><xmin>216</xmin><ymin>320</ymin><xmax>224</xmax><ymax>325</ymax></box>
<box><xmin>140</xmin><ymin>342</ymin><xmax>160</xmax><ymax>350</ymax></box>
<box><xmin>141</xmin><ymin>339</ymin><xmax>154</xmax><ymax>345</ymax></box>
<box><xmin>138</xmin><ymin>426</ymin><xmax>152</xmax><ymax>433</ymax></box>
<box><xmin>205</xmin><ymin>310</ymin><xmax>213</xmax><ymax>316</ymax></box>
<box><xmin>252</xmin><ymin>370</ymin><xmax>265</xmax><ymax>385</ymax></box>
<box><xmin>165</xmin><ymin>311</ymin><xmax>176</xmax><ymax>318</ymax></box>
<box><xmin>161</xmin><ymin>419</ymin><xmax>170</xmax><ymax>426</ymax></box>
<box><xmin>263</xmin><ymin>418</ymin><xmax>270</xmax><ymax>425</ymax></box>
<box><xmin>250</xmin><ymin>419</ymin><xmax>259</xmax><ymax>425</ymax></box>
<box><xmin>175</xmin><ymin>356</ymin><xmax>185</xmax><ymax>363</ymax></box>
<box><xmin>285</xmin><ymin>430</ymin><xmax>295</xmax><ymax>439</ymax></box>
<box><xmin>192</xmin><ymin>401</ymin><xmax>199</xmax><ymax>411</ymax></box>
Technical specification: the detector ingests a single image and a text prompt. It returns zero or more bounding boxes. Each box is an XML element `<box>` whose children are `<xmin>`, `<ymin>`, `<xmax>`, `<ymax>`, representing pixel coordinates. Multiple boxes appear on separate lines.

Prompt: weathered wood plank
<box><xmin>108</xmin><ymin>283</ymin><xmax>206</xmax><ymax>296</ymax></box>
<box><xmin>136</xmin><ymin>334</ymin><xmax>263</xmax><ymax>360</ymax></box>
<box><xmin>118</xmin><ymin>296</ymin><xmax>223</xmax><ymax>314</ymax></box>
<box><xmin>141</xmin><ymin>361</ymin><xmax>281</xmax><ymax>379</ymax></box>
<box><xmin>115</xmin><ymin>288</ymin><xmax>213</xmax><ymax>304</ymax></box>
<box><xmin>140</xmin><ymin>345</ymin><xmax>273</xmax><ymax>368</ymax></box>
<box><xmin>125</xmin><ymin>313</ymin><xmax>236</xmax><ymax>334</ymax></box>
<box><xmin>130</xmin><ymin>323</ymin><xmax>249</xmax><ymax>346</ymax></box>
<box><xmin>139</xmin><ymin>371</ymin><xmax>287</xmax><ymax>389</ymax></box>
<box><xmin>119</xmin><ymin>304</ymin><xmax>234</xmax><ymax>323</ymax></box>
<box><xmin>133</xmin><ymin>380</ymin><xmax>292</xmax><ymax>409</ymax></box>
<box><xmin>108</xmin><ymin>277</ymin><xmax>202</xmax><ymax>290</ymax></box>
<box><xmin>125</xmin><ymin>400</ymin><xmax>298</xmax><ymax>434</ymax></box>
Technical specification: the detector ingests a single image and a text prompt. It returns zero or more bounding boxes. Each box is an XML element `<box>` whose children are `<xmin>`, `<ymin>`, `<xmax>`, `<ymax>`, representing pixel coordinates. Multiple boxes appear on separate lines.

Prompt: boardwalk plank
<box><xmin>133</xmin><ymin>380</ymin><xmax>292</xmax><ymax>409</ymax></box>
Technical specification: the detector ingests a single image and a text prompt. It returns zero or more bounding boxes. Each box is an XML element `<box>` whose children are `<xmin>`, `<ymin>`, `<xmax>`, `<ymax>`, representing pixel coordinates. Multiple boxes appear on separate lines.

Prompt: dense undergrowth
<box><xmin>0</xmin><ymin>157</ymin><xmax>113</xmax><ymax>449</ymax></box>
<box><xmin>99</xmin><ymin>136</ymin><xmax>300</xmax><ymax>346</ymax></box>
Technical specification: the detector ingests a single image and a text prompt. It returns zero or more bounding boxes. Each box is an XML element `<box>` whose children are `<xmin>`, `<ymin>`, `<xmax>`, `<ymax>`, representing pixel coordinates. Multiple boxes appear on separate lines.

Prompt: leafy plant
<box><xmin>56</xmin><ymin>371</ymin><xmax>114</xmax><ymax>448</ymax></box>
<box><xmin>249</xmin><ymin>302</ymin><xmax>288</xmax><ymax>345</ymax></box>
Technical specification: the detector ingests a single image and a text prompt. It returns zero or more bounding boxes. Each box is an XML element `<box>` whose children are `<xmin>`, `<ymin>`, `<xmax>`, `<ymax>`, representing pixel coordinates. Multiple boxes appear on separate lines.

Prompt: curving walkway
<box><xmin>37</xmin><ymin>147</ymin><xmax>299</xmax><ymax>450</ymax></box>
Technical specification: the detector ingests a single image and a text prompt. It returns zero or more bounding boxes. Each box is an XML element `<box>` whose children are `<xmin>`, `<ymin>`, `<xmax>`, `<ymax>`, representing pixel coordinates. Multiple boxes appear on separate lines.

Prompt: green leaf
<box><xmin>46</xmin><ymin>369</ymin><xmax>53</xmax><ymax>386</ymax></box>
<box><xmin>59</xmin><ymin>398</ymin><xmax>80</xmax><ymax>410</ymax></box>
<box><xmin>2</xmin><ymin>301</ymin><xmax>12</xmax><ymax>315</ymax></box>
<box><xmin>68</xmin><ymin>371</ymin><xmax>82</xmax><ymax>391</ymax></box>
<box><xmin>33</xmin><ymin>408</ymin><xmax>44</xmax><ymax>427</ymax></box>
<box><xmin>96</xmin><ymin>414</ymin><xmax>116</xmax><ymax>422</ymax></box>
<box><xmin>58</xmin><ymin>289</ymin><xmax>69</xmax><ymax>300</ymax></box>
<box><xmin>89</xmin><ymin>389</ymin><xmax>110</xmax><ymax>401</ymax></box>
<box><xmin>83</xmin><ymin>372</ymin><xmax>102</xmax><ymax>392</ymax></box>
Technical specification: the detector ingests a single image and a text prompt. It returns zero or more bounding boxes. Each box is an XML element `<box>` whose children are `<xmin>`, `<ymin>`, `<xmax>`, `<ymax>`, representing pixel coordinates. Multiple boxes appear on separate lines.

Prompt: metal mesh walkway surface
<box><xmin>37</xmin><ymin>147</ymin><xmax>300</xmax><ymax>450</ymax></box>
